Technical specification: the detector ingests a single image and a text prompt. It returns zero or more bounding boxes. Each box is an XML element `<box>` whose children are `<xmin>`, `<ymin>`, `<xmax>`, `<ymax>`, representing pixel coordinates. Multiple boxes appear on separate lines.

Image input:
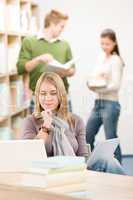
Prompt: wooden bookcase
<box><xmin>0</xmin><ymin>0</ymin><xmax>39</xmax><ymax>139</ymax></box>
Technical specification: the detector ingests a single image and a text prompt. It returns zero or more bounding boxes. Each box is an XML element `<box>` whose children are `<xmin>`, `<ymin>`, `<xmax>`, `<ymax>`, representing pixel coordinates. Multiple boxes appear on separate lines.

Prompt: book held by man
<box><xmin>49</xmin><ymin>57</ymin><xmax>79</xmax><ymax>69</ymax></box>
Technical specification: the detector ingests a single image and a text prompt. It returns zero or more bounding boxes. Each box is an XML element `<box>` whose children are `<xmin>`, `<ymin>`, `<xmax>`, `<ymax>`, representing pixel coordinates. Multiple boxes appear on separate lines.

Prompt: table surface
<box><xmin>0</xmin><ymin>184</ymin><xmax>85</xmax><ymax>200</ymax></box>
<box><xmin>0</xmin><ymin>170</ymin><xmax>133</xmax><ymax>200</ymax></box>
<box><xmin>44</xmin><ymin>171</ymin><xmax>133</xmax><ymax>200</ymax></box>
<box><xmin>86</xmin><ymin>170</ymin><xmax>133</xmax><ymax>200</ymax></box>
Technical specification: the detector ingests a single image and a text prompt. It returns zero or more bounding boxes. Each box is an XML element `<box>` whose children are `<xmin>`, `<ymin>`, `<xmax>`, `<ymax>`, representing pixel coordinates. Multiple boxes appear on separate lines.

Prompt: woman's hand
<box><xmin>89</xmin><ymin>87</ymin><xmax>96</xmax><ymax>91</ymax></box>
<box><xmin>41</xmin><ymin>110</ymin><xmax>53</xmax><ymax>130</ymax></box>
<box><xmin>35</xmin><ymin>110</ymin><xmax>53</xmax><ymax>142</ymax></box>
<box><xmin>35</xmin><ymin>128</ymin><xmax>49</xmax><ymax>142</ymax></box>
<box><xmin>99</xmin><ymin>73</ymin><xmax>108</xmax><ymax>79</ymax></box>
<box><xmin>86</xmin><ymin>81</ymin><xmax>96</xmax><ymax>91</ymax></box>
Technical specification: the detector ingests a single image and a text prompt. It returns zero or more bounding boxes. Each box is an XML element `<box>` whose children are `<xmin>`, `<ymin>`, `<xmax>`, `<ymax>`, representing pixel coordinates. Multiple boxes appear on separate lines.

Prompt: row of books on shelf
<box><xmin>0</xmin><ymin>37</ymin><xmax>7</xmax><ymax>74</ymax></box>
<box><xmin>10</xmin><ymin>79</ymin><xmax>26</xmax><ymax>112</ymax></box>
<box><xmin>0</xmin><ymin>115</ymin><xmax>24</xmax><ymax>140</ymax></box>
<box><xmin>8</xmin><ymin>38</ymin><xmax>21</xmax><ymax>73</ymax></box>
<box><xmin>0</xmin><ymin>37</ymin><xmax>20</xmax><ymax>74</ymax></box>
<box><xmin>7</xmin><ymin>4</ymin><xmax>20</xmax><ymax>33</ymax></box>
<box><xmin>0</xmin><ymin>2</ymin><xmax>5</xmax><ymax>32</ymax></box>
<box><xmin>0</xmin><ymin>127</ymin><xmax>12</xmax><ymax>140</ymax></box>
<box><xmin>0</xmin><ymin>82</ymin><xmax>10</xmax><ymax>116</ymax></box>
<box><xmin>0</xmin><ymin>1</ymin><xmax>38</xmax><ymax>33</ymax></box>
<box><xmin>0</xmin><ymin>79</ymin><xmax>30</xmax><ymax>117</ymax></box>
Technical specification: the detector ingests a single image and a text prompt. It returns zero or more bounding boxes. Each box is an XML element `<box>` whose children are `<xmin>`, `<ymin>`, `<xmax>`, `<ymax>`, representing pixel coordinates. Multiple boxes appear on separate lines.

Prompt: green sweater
<box><xmin>17</xmin><ymin>36</ymin><xmax>74</xmax><ymax>92</ymax></box>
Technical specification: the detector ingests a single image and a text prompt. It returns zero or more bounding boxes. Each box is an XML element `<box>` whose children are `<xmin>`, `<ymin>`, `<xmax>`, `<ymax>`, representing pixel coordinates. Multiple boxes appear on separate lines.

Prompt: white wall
<box><xmin>37</xmin><ymin>0</ymin><xmax>133</xmax><ymax>154</ymax></box>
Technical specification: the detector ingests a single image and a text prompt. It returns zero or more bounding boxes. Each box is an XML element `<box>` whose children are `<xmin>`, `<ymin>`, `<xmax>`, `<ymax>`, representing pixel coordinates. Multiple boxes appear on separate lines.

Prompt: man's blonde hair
<box><xmin>44</xmin><ymin>9</ymin><xmax>68</xmax><ymax>28</ymax></box>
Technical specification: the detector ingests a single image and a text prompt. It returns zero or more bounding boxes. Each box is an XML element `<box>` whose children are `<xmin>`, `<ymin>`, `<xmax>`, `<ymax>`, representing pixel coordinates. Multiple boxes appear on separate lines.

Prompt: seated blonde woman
<box><xmin>22</xmin><ymin>72</ymin><xmax>125</xmax><ymax>175</ymax></box>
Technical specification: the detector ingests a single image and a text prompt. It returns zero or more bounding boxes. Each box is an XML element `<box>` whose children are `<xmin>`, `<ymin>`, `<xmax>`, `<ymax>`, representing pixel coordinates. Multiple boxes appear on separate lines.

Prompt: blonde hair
<box><xmin>44</xmin><ymin>9</ymin><xmax>68</xmax><ymax>28</ymax></box>
<box><xmin>33</xmin><ymin>72</ymin><xmax>73</xmax><ymax>125</ymax></box>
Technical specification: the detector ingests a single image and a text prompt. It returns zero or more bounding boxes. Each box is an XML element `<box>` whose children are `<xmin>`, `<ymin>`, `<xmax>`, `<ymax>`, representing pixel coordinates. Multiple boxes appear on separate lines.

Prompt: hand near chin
<box><xmin>41</xmin><ymin>109</ymin><xmax>53</xmax><ymax>130</ymax></box>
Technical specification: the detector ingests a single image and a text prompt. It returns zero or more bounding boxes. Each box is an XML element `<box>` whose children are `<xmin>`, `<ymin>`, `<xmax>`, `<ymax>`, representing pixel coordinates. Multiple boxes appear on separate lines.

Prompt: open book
<box><xmin>87</xmin><ymin>77</ymin><xmax>107</xmax><ymax>88</ymax></box>
<box><xmin>49</xmin><ymin>57</ymin><xmax>79</xmax><ymax>69</ymax></box>
<box><xmin>87</xmin><ymin>71</ymin><xmax>107</xmax><ymax>88</ymax></box>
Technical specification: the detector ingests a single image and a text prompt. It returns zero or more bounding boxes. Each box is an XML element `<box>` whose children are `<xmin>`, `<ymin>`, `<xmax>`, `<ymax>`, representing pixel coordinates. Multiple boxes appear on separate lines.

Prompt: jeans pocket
<box><xmin>113</xmin><ymin>102</ymin><xmax>121</xmax><ymax>115</ymax></box>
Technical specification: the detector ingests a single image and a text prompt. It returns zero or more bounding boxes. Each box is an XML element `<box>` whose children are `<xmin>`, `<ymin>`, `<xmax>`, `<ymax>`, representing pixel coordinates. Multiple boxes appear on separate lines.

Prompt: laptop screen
<box><xmin>0</xmin><ymin>139</ymin><xmax>47</xmax><ymax>172</ymax></box>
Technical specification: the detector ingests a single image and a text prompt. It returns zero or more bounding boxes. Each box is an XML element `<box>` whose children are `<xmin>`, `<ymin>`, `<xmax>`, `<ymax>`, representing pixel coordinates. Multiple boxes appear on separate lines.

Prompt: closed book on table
<box><xmin>0</xmin><ymin>170</ymin><xmax>86</xmax><ymax>188</ymax></box>
<box><xmin>31</xmin><ymin>156</ymin><xmax>86</xmax><ymax>174</ymax></box>
<box><xmin>0</xmin><ymin>156</ymin><xmax>86</xmax><ymax>188</ymax></box>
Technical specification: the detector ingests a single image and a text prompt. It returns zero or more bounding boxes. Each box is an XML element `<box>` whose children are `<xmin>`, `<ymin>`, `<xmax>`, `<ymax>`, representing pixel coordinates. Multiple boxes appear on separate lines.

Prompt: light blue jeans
<box><xmin>86</xmin><ymin>99</ymin><xmax>122</xmax><ymax>163</ymax></box>
<box><xmin>88</xmin><ymin>157</ymin><xmax>125</xmax><ymax>175</ymax></box>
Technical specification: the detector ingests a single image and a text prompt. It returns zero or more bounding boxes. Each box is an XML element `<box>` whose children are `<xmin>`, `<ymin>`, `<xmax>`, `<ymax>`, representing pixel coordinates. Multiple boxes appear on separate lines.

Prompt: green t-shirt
<box><xmin>17</xmin><ymin>36</ymin><xmax>74</xmax><ymax>93</ymax></box>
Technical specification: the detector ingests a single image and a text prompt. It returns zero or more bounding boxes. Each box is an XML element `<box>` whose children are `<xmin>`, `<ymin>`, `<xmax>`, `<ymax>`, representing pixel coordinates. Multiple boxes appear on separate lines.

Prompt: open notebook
<box><xmin>49</xmin><ymin>57</ymin><xmax>79</xmax><ymax>69</ymax></box>
<box><xmin>87</xmin><ymin>78</ymin><xmax>107</xmax><ymax>88</ymax></box>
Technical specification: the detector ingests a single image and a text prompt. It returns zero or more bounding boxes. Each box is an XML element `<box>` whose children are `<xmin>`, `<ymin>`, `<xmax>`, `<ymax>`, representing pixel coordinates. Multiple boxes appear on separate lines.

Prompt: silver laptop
<box><xmin>0</xmin><ymin>139</ymin><xmax>47</xmax><ymax>172</ymax></box>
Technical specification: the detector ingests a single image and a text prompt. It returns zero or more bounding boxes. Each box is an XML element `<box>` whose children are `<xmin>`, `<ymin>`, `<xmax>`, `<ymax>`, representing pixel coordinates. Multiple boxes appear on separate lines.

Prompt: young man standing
<box><xmin>17</xmin><ymin>9</ymin><xmax>75</xmax><ymax>111</ymax></box>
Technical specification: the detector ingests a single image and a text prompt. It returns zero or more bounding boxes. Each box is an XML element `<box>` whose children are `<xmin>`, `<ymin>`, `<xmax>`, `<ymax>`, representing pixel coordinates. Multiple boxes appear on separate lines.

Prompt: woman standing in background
<box><xmin>86</xmin><ymin>29</ymin><xmax>124</xmax><ymax>163</ymax></box>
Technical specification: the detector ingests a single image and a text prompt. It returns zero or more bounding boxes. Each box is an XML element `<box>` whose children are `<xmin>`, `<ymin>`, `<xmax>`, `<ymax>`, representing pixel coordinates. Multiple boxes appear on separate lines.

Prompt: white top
<box><xmin>92</xmin><ymin>53</ymin><xmax>124</xmax><ymax>101</ymax></box>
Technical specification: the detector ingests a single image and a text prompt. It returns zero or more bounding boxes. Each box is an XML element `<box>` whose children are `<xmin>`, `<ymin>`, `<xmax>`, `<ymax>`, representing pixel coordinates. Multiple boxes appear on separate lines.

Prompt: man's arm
<box><xmin>25</xmin><ymin>54</ymin><xmax>53</xmax><ymax>72</ymax></box>
<box><xmin>66</xmin><ymin>67</ymin><xmax>76</xmax><ymax>77</ymax></box>
<box><xmin>17</xmin><ymin>37</ymin><xmax>54</xmax><ymax>74</ymax></box>
<box><xmin>65</xmin><ymin>42</ymin><xmax>76</xmax><ymax>77</ymax></box>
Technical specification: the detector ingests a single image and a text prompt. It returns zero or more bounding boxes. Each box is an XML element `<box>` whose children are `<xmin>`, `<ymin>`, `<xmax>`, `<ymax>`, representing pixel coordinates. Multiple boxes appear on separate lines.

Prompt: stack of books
<box><xmin>31</xmin><ymin>156</ymin><xmax>86</xmax><ymax>187</ymax></box>
<box><xmin>0</xmin><ymin>156</ymin><xmax>87</xmax><ymax>191</ymax></box>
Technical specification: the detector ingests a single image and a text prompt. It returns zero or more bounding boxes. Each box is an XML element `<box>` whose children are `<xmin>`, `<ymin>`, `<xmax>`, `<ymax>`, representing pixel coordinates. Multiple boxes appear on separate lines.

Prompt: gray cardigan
<box><xmin>21</xmin><ymin>114</ymin><xmax>88</xmax><ymax>157</ymax></box>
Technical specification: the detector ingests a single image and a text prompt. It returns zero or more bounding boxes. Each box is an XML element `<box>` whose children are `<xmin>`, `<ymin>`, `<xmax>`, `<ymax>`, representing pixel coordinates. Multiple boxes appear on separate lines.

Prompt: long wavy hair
<box><xmin>33</xmin><ymin>72</ymin><xmax>74</xmax><ymax>126</ymax></box>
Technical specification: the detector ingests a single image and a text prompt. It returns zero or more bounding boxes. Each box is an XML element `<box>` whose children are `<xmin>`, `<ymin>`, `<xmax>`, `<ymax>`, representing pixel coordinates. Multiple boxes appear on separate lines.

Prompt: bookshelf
<box><xmin>0</xmin><ymin>34</ymin><xmax>7</xmax><ymax>74</ymax></box>
<box><xmin>7</xmin><ymin>0</ymin><xmax>20</xmax><ymax>33</ymax></box>
<box><xmin>7</xmin><ymin>36</ymin><xmax>21</xmax><ymax>73</ymax></box>
<box><xmin>0</xmin><ymin>0</ymin><xmax>40</xmax><ymax>139</ymax></box>
<box><xmin>0</xmin><ymin>1</ymin><xmax>6</xmax><ymax>32</ymax></box>
<box><xmin>30</xmin><ymin>2</ymin><xmax>39</xmax><ymax>34</ymax></box>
